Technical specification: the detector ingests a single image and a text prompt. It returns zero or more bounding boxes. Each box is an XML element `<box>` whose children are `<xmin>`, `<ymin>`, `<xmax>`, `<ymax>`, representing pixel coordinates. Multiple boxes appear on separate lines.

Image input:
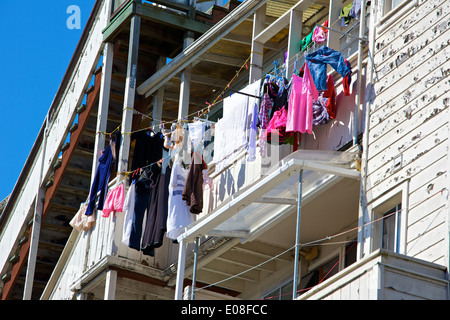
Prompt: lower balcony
<box><xmin>298</xmin><ymin>249</ymin><xmax>448</xmax><ymax>300</ymax></box>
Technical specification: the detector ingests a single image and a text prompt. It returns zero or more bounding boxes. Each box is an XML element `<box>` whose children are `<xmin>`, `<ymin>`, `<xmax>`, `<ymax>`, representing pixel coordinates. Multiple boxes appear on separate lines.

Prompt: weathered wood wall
<box><xmin>363</xmin><ymin>0</ymin><xmax>450</xmax><ymax>265</ymax></box>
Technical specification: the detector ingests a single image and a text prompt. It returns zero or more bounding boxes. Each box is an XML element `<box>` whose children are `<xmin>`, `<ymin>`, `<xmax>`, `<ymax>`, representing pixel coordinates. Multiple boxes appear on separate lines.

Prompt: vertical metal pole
<box><xmin>354</xmin><ymin>0</ymin><xmax>367</xmax><ymax>147</ymax></box>
<box><xmin>175</xmin><ymin>240</ymin><xmax>188</xmax><ymax>300</ymax></box>
<box><xmin>191</xmin><ymin>237</ymin><xmax>200</xmax><ymax>300</ymax></box>
<box><xmin>293</xmin><ymin>169</ymin><xmax>303</xmax><ymax>300</ymax></box>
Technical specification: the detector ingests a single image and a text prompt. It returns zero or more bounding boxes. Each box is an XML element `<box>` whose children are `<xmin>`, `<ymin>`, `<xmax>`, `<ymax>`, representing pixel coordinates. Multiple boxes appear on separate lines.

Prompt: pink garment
<box><xmin>102</xmin><ymin>183</ymin><xmax>125</xmax><ymax>218</ymax></box>
<box><xmin>286</xmin><ymin>63</ymin><xmax>319</xmax><ymax>134</ymax></box>
<box><xmin>312</xmin><ymin>20</ymin><xmax>328</xmax><ymax>43</ymax></box>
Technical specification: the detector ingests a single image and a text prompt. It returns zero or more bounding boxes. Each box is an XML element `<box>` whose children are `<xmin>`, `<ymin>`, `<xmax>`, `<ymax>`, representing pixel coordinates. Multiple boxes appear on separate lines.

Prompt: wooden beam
<box><xmin>152</xmin><ymin>56</ymin><xmax>166</xmax><ymax>127</ymax></box>
<box><xmin>104</xmin><ymin>269</ymin><xmax>118</xmax><ymax>300</ymax></box>
<box><xmin>102</xmin><ymin>0</ymin><xmax>135</xmax><ymax>42</ymax></box>
<box><xmin>178</xmin><ymin>32</ymin><xmax>194</xmax><ymax>121</ymax></box>
<box><xmin>249</xmin><ymin>4</ymin><xmax>266</xmax><ymax>84</ymax></box>
<box><xmin>91</xmin><ymin>42</ymin><xmax>115</xmax><ymax>186</ymax></box>
<box><xmin>286</xmin><ymin>8</ymin><xmax>303</xmax><ymax>76</ymax></box>
<box><xmin>117</xmin><ymin>15</ymin><xmax>141</xmax><ymax>178</ymax></box>
<box><xmin>135</xmin><ymin>2</ymin><xmax>210</xmax><ymax>34</ymax></box>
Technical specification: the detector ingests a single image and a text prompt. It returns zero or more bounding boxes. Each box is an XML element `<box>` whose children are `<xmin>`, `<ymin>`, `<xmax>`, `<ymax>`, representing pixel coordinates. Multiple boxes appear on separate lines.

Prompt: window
<box><xmin>263</xmin><ymin>241</ymin><xmax>357</xmax><ymax>299</ymax></box>
<box><xmin>297</xmin><ymin>256</ymin><xmax>340</xmax><ymax>296</ymax></box>
<box><xmin>369</xmin><ymin>180</ymin><xmax>408</xmax><ymax>255</ymax></box>
<box><xmin>264</xmin><ymin>280</ymin><xmax>293</xmax><ymax>300</ymax></box>
<box><xmin>384</xmin><ymin>0</ymin><xmax>406</xmax><ymax>14</ymax></box>
<box><xmin>381</xmin><ymin>204</ymin><xmax>402</xmax><ymax>252</ymax></box>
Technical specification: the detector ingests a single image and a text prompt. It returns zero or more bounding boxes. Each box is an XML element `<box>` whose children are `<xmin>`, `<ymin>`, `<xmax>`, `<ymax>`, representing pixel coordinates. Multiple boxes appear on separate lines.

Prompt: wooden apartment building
<box><xmin>0</xmin><ymin>0</ymin><xmax>449</xmax><ymax>300</ymax></box>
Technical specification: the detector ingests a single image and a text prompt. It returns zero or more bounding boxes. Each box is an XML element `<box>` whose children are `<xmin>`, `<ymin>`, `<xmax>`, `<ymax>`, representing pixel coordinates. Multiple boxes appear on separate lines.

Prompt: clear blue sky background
<box><xmin>0</xmin><ymin>1</ymin><xmax>232</xmax><ymax>201</ymax></box>
<box><xmin>0</xmin><ymin>1</ymin><xmax>94</xmax><ymax>201</ymax></box>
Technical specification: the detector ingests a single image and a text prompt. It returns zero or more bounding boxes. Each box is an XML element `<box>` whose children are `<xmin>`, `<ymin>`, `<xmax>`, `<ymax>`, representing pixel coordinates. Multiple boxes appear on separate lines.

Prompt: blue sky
<box><xmin>0</xmin><ymin>1</ymin><xmax>94</xmax><ymax>201</ymax></box>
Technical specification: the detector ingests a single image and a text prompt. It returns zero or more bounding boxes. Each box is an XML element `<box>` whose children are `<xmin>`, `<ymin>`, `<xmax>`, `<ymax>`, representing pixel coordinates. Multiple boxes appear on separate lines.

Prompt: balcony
<box><xmin>298</xmin><ymin>249</ymin><xmax>448</xmax><ymax>300</ymax></box>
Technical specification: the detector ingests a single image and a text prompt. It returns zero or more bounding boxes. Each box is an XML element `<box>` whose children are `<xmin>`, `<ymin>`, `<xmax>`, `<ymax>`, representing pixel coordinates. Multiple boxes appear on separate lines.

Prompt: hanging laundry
<box><xmin>247</xmin><ymin>102</ymin><xmax>259</xmax><ymax>162</ymax></box>
<box><xmin>258</xmin><ymin>92</ymin><xmax>273</xmax><ymax>130</ymax></box>
<box><xmin>203</xmin><ymin>123</ymin><xmax>215</xmax><ymax>164</ymax></box>
<box><xmin>141</xmin><ymin>165</ymin><xmax>172</xmax><ymax>256</ymax></box>
<box><xmin>300</xmin><ymin>30</ymin><xmax>314</xmax><ymax>51</ymax></box>
<box><xmin>166</xmin><ymin>159</ymin><xmax>194</xmax><ymax>240</ymax></box>
<box><xmin>343</xmin><ymin>59</ymin><xmax>352</xmax><ymax>96</ymax></box>
<box><xmin>305</xmin><ymin>46</ymin><xmax>352</xmax><ymax>92</ymax></box>
<box><xmin>127</xmin><ymin>168</ymin><xmax>154</xmax><ymax>252</ymax></box>
<box><xmin>182</xmin><ymin>152</ymin><xmax>208</xmax><ymax>214</ymax></box>
<box><xmin>130</xmin><ymin>130</ymin><xmax>165</xmax><ymax>171</ymax></box>
<box><xmin>122</xmin><ymin>181</ymin><xmax>136</xmax><ymax>247</ymax></box>
<box><xmin>262</xmin><ymin>106</ymin><xmax>293</xmax><ymax>145</ymax></box>
<box><xmin>312</xmin><ymin>20</ymin><xmax>329</xmax><ymax>44</ymax></box>
<box><xmin>340</xmin><ymin>2</ymin><xmax>354</xmax><ymax>26</ymax></box>
<box><xmin>101</xmin><ymin>183</ymin><xmax>125</xmax><ymax>218</ymax></box>
<box><xmin>164</xmin><ymin>123</ymin><xmax>184</xmax><ymax>154</ymax></box>
<box><xmin>286</xmin><ymin>63</ymin><xmax>319</xmax><ymax>134</ymax></box>
<box><xmin>70</xmin><ymin>202</ymin><xmax>96</xmax><ymax>232</ymax></box>
<box><xmin>350</xmin><ymin>0</ymin><xmax>371</xmax><ymax>20</ymax></box>
<box><xmin>188</xmin><ymin>121</ymin><xmax>205</xmax><ymax>153</ymax></box>
<box><xmin>323</xmin><ymin>74</ymin><xmax>338</xmax><ymax>120</ymax></box>
<box><xmin>312</xmin><ymin>96</ymin><xmax>331</xmax><ymax>126</ymax></box>
<box><xmin>213</xmin><ymin>83</ymin><xmax>252</xmax><ymax>172</ymax></box>
<box><xmin>85</xmin><ymin>143</ymin><xmax>114</xmax><ymax>216</ymax></box>
<box><xmin>272</xmin><ymin>77</ymin><xmax>290</xmax><ymax>113</ymax></box>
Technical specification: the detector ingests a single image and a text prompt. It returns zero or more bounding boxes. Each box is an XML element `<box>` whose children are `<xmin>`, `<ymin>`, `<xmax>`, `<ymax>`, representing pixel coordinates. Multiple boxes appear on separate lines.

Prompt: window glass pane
<box><xmin>344</xmin><ymin>240</ymin><xmax>357</xmax><ymax>267</ymax></box>
<box><xmin>381</xmin><ymin>204</ymin><xmax>401</xmax><ymax>252</ymax></box>
<box><xmin>280</xmin><ymin>281</ymin><xmax>293</xmax><ymax>300</ymax></box>
<box><xmin>264</xmin><ymin>288</ymin><xmax>280</xmax><ymax>300</ymax></box>
<box><xmin>392</xmin><ymin>0</ymin><xmax>405</xmax><ymax>8</ymax></box>
<box><xmin>382</xmin><ymin>210</ymin><xmax>395</xmax><ymax>251</ymax></box>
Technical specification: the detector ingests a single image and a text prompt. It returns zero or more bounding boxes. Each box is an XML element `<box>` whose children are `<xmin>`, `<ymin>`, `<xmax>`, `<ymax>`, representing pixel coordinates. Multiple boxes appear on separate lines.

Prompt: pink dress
<box><xmin>286</xmin><ymin>63</ymin><xmax>318</xmax><ymax>134</ymax></box>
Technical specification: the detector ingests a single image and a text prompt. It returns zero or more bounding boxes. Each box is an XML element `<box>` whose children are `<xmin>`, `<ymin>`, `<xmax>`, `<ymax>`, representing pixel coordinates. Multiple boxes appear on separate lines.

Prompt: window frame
<box><xmin>369</xmin><ymin>180</ymin><xmax>409</xmax><ymax>255</ymax></box>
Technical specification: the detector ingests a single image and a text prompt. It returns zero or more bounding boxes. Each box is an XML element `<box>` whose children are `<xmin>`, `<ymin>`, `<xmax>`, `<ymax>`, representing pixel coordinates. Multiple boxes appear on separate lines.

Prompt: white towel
<box><xmin>213</xmin><ymin>81</ymin><xmax>260</xmax><ymax>171</ymax></box>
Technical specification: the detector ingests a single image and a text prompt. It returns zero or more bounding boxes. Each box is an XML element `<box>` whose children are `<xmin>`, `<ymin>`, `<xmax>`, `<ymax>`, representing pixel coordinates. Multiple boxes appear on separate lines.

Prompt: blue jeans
<box><xmin>305</xmin><ymin>46</ymin><xmax>351</xmax><ymax>91</ymax></box>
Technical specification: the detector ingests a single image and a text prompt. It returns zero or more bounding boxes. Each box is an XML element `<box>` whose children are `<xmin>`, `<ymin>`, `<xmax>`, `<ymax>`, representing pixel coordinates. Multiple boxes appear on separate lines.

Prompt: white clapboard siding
<box><xmin>365</xmin><ymin>0</ymin><xmax>450</xmax><ymax>268</ymax></box>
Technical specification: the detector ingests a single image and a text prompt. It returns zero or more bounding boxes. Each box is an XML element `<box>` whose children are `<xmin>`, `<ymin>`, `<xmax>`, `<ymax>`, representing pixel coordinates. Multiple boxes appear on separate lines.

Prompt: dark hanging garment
<box><xmin>86</xmin><ymin>145</ymin><xmax>114</xmax><ymax>216</ymax></box>
<box><xmin>182</xmin><ymin>153</ymin><xmax>207</xmax><ymax>214</ymax></box>
<box><xmin>131</xmin><ymin>130</ymin><xmax>165</xmax><ymax>171</ymax></box>
<box><xmin>128</xmin><ymin>168</ymin><xmax>153</xmax><ymax>251</ymax></box>
<box><xmin>141</xmin><ymin>165</ymin><xmax>172</xmax><ymax>256</ymax></box>
<box><xmin>273</xmin><ymin>78</ymin><xmax>290</xmax><ymax>113</ymax></box>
